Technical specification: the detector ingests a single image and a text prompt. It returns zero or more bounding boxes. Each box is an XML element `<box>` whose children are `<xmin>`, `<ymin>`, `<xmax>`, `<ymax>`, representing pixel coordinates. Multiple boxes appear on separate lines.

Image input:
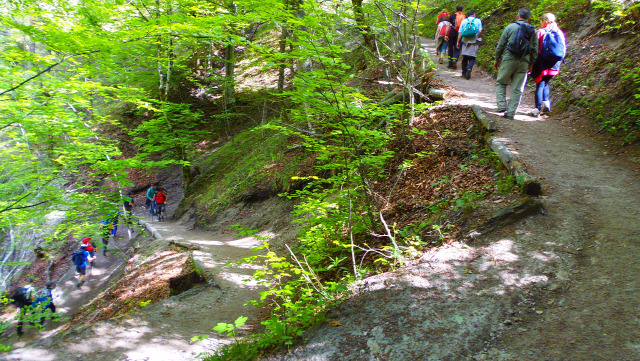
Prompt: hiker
<box><xmin>31</xmin><ymin>281</ymin><xmax>56</xmax><ymax>325</ymax></box>
<box><xmin>493</xmin><ymin>7</ymin><xmax>538</xmax><ymax>120</ymax></box>
<box><xmin>72</xmin><ymin>243</ymin><xmax>95</xmax><ymax>288</ymax></box>
<box><xmin>82</xmin><ymin>237</ymin><xmax>97</xmax><ymax>268</ymax></box>
<box><xmin>146</xmin><ymin>184</ymin><xmax>157</xmax><ymax>216</ymax></box>
<box><xmin>435</xmin><ymin>16</ymin><xmax>452</xmax><ymax>64</ymax></box>
<box><xmin>100</xmin><ymin>219</ymin><xmax>112</xmax><ymax>255</ymax></box>
<box><xmin>529</xmin><ymin>13</ymin><xmax>566</xmax><ymax>117</ymax></box>
<box><xmin>123</xmin><ymin>192</ymin><xmax>135</xmax><ymax>225</ymax></box>
<box><xmin>456</xmin><ymin>9</ymin><xmax>483</xmax><ymax>79</ymax></box>
<box><xmin>154</xmin><ymin>187</ymin><xmax>167</xmax><ymax>222</ymax></box>
<box><xmin>447</xmin><ymin>6</ymin><xmax>466</xmax><ymax>70</ymax></box>
<box><xmin>436</xmin><ymin>8</ymin><xmax>449</xmax><ymax>25</ymax></box>
<box><xmin>11</xmin><ymin>278</ymin><xmax>36</xmax><ymax>336</ymax></box>
<box><xmin>110</xmin><ymin>211</ymin><xmax>120</xmax><ymax>237</ymax></box>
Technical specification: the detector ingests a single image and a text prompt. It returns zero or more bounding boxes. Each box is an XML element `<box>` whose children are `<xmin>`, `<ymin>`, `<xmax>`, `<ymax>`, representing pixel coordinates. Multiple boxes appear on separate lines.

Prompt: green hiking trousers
<box><xmin>496</xmin><ymin>59</ymin><xmax>530</xmax><ymax>117</ymax></box>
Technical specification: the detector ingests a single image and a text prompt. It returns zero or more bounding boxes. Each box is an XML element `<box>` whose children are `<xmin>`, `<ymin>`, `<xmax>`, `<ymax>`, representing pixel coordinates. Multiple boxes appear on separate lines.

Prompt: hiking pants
<box><xmin>16</xmin><ymin>307</ymin><xmax>28</xmax><ymax>335</ymax></box>
<box><xmin>447</xmin><ymin>29</ymin><xmax>459</xmax><ymax>65</ymax></box>
<box><xmin>496</xmin><ymin>59</ymin><xmax>530</xmax><ymax>117</ymax></box>
<box><xmin>461</xmin><ymin>56</ymin><xmax>476</xmax><ymax>74</ymax></box>
<box><xmin>436</xmin><ymin>40</ymin><xmax>448</xmax><ymax>55</ymax></box>
<box><xmin>535</xmin><ymin>75</ymin><xmax>554</xmax><ymax>110</ymax></box>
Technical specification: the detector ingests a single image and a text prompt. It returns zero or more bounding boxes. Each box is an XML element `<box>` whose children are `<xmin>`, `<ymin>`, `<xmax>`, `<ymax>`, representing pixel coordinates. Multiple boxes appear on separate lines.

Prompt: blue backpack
<box><xmin>460</xmin><ymin>18</ymin><xmax>479</xmax><ymax>38</ymax></box>
<box><xmin>540</xmin><ymin>30</ymin><xmax>565</xmax><ymax>63</ymax></box>
<box><xmin>72</xmin><ymin>250</ymin><xmax>87</xmax><ymax>267</ymax></box>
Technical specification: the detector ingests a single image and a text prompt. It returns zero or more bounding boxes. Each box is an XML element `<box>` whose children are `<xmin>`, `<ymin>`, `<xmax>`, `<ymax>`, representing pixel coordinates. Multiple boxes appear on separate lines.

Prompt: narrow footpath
<box><xmin>264</xmin><ymin>42</ymin><xmax>640</xmax><ymax>361</ymax></box>
<box><xmin>430</xmin><ymin>43</ymin><xmax>640</xmax><ymax>360</ymax></box>
<box><xmin>5</xmin><ymin>215</ymin><xmax>266</xmax><ymax>361</ymax></box>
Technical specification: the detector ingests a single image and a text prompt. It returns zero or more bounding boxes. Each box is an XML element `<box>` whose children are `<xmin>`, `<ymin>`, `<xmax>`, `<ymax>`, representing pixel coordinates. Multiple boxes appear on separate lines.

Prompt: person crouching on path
<box><xmin>494</xmin><ymin>7</ymin><xmax>538</xmax><ymax>120</ymax></box>
<box><xmin>154</xmin><ymin>187</ymin><xmax>167</xmax><ymax>222</ymax></box>
<box><xmin>435</xmin><ymin>16</ymin><xmax>452</xmax><ymax>64</ymax></box>
<box><xmin>72</xmin><ymin>243</ymin><xmax>95</xmax><ymax>288</ymax></box>
<box><xmin>456</xmin><ymin>9</ymin><xmax>482</xmax><ymax>79</ymax></box>
<box><xmin>529</xmin><ymin>13</ymin><xmax>566</xmax><ymax>117</ymax></box>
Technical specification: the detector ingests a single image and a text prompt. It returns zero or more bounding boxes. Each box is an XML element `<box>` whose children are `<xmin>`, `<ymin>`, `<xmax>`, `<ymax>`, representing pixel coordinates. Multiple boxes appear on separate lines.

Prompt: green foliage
<box><xmin>204</xmin><ymin>230</ymin><xmax>345</xmax><ymax>361</ymax></box>
<box><xmin>188</xmin><ymin>127</ymin><xmax>299</xmax><ymax>219</ymax></box>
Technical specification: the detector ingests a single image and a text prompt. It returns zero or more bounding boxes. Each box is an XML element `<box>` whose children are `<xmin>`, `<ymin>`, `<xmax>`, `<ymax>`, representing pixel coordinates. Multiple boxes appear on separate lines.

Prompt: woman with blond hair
<box><xmin>529</xmin><ymin>13</ymin><xmax>566</xmax><ymax>117</ymax></box>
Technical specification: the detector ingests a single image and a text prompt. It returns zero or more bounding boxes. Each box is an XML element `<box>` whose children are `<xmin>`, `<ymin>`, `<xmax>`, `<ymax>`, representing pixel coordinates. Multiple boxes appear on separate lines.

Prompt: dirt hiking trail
<box><xmin>263</xmin><ymin>42</ymin><xmax>640</xmax><ymax>361</ymax></box>
<box><xmin>431</xmin><ymin>42</ymin><xmax>640</xmax><ymax>360</ymax></box>
<box><xmin>4</xmin><ymin>218</ymin><xmax>266</xmax><ymax>361</ymax></box>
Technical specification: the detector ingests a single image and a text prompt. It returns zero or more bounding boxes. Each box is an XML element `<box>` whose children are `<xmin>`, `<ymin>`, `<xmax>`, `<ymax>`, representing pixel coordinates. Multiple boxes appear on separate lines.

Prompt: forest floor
<box><xmin>263</xmin><ymin>43</ymin><xmax>640</xmax><ymax>360</ymax></box>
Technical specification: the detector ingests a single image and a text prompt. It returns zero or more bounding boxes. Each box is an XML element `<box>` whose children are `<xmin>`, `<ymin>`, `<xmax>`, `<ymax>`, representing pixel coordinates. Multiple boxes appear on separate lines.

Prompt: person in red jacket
<box><xmin>154</xmin><ymin>187</ymin><xmax>167</xmax><ymax>222</ymax></box>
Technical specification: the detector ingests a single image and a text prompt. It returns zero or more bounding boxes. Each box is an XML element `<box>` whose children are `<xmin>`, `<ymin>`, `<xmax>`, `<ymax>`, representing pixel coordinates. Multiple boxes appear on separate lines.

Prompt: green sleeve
<box><xmin>494</xmin><ymin>25</ymin><xmax>511</xmax><ymax>62</ymax></box>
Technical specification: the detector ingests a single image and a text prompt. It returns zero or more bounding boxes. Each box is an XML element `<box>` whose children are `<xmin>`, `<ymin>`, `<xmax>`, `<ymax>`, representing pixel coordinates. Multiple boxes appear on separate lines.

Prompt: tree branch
<box><xmin>0</xmin><ymin>57</ymin><xmax>67</xmax><ymax>96</ymax></box>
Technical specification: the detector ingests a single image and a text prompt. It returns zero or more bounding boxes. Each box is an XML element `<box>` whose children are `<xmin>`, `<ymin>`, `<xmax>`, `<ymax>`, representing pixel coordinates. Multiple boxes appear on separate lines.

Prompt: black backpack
<box><xmin>72</xmin><ymin>250</ymin><xmax>87</xmax><ymax>267</ymax></box>
<box><xmin>506</xmin><ymin>22</ymin><xmax>536</xmax><ymax>58</ymax></box>
<box><xmin>10</xmin><ymin>287</ymin><xmax>31</xmax><ymax>308</ymax></box>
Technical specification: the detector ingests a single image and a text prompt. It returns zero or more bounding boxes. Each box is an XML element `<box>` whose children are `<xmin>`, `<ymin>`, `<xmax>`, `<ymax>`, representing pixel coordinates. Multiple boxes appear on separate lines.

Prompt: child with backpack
<box><xmin>435</xmin><ymin>17</ymin><xmax>452</xmax><ymax>64</ymax></box>
<box><xmin>154</xmin><ymin>187</ymin><xmax>167</xmax><ymax>222</ymax></box>
<box><xmin>31</xmin><ymin>281</ymin><xmax>56</xmax><ymax>326</ymax></box>
<box><xmin>72</xmin><ymin>243</ymin><xmax>95</xmax><ymax>288</ymax></box>
<box><xmin>82</xmin><ymin>237</ymin><xmax>97</xmax><ymax>268</ymax></box>
<box><xmin>528</xmin><ymin>13</ymin><xmax>566</xmax><ymax>117</ymax></box>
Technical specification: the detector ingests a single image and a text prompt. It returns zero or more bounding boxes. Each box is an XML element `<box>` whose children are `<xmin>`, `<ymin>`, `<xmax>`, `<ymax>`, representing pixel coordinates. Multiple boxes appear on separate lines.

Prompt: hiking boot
<box><xmin>461</xmin><ymin>70</ymin><xmax>467</xmax><ymax>78</ymax></box>
<box><xmin>529</xmin><ymin>108</ymin><xmax>541</xmax><ymax>118</ymax></box>
<box><xmin>438</xmin><ymin>57</ymin><xmax>443</xmax><ymax>64</ymax></box>
<box><xmin>542</xmin><ymin>100</ymin><xmax>551</xmax><ymax>113</ymax></box>
<box><xmin>452</xmin><ymin>62</ymin><xmax>457</xmax><ymax>70</ymax></box>
<box><xmin>465</xmin><ymin>69</ymin><xmax>471</xmax><ymax>80</ymax></box>
<box><xmin>503</xmin><ymin>112</ymin><xmax>515</xmax><ymax>120</ymax></box>
<box><xmin>496</xmin><ymin>107</ymin><xmax>507</xmax><ymax>113</ymax></box>
<box><xmin>76</xmin><ymin>282</ymin><xmax>82</xmax><ymax>288</ymax></box>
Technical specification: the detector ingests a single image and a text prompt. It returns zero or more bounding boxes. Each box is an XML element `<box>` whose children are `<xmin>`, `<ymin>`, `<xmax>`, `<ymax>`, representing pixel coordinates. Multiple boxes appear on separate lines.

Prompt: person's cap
<box><xmin>82</xmin><ymin>237</ymin><xmax>91</xmax><ymax>244</ymax></box>
<box><xmin>80</xmin><ymin>243</ymin><xmax>87</xmax><ymax>248</ymax></box>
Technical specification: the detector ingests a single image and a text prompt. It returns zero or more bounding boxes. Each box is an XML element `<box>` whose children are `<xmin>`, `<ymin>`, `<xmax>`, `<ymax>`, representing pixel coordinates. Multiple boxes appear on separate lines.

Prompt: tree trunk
<box><xmin>224</xmin><ymin>42</ymin><xmax>236</xmax><ymax>106</ymax></box>
<box><xmin>351</xmin><ymin>0</ymin><xmax>376</xmax><ymax>54</ymax></box>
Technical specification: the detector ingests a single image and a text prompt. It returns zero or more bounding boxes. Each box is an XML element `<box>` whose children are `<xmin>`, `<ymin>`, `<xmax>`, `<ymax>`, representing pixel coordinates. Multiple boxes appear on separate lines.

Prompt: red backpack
<box><xmin>155</xmin><ymin>191</ymin><xmax>167</xmax><ymax>204</ymax></box>
<box><xmin>439</xmin><ymin>22</ymin><xmax>450</xmax><ymax>37</ymax></box>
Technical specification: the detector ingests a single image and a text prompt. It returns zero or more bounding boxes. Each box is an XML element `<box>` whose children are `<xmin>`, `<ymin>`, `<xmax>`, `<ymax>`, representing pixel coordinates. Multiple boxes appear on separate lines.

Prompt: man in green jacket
<box><xmin>493</xmin><ymin>7</ymin><xmax>538</xmax><ymax>119</ymax></box>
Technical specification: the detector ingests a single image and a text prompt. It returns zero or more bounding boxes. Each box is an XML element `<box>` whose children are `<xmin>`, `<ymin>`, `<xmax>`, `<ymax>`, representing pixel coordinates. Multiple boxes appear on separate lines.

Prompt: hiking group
<box><xmin>7</xmin><ymin>188</ymin><xmax>162</xmax><ymax>337</ymax></box>
<box><xmin>9</xmin><ymin>278</ymin><xmax>56</xmax><ymax>336</ymax></box>
<box><xmin>146</xmin><ymin>184</ymin><xmax>168</xmax><ymax>222</ymax></box>
<box><xmin>434</xmin><ymin>6</ymin><xmax>567</xmax><ymax>119</ymax></box>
